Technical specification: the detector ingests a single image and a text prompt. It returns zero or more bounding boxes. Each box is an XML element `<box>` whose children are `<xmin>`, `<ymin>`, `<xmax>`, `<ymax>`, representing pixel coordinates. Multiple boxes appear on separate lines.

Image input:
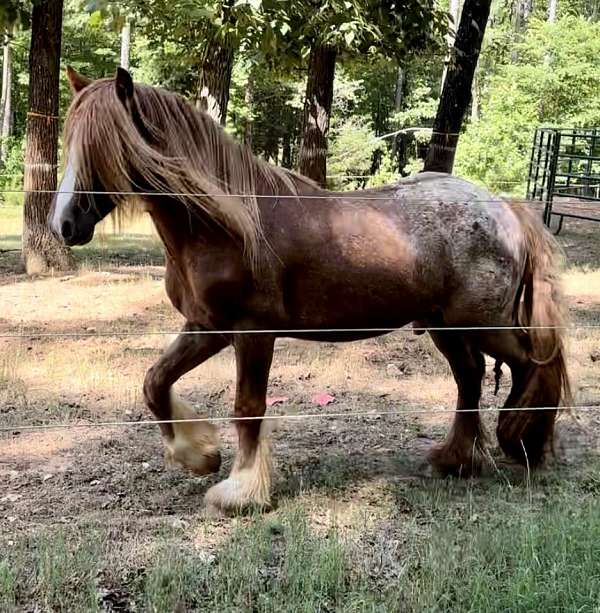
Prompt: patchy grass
<box><xmin>403</xmin><ymin>496</ymin><xmax>600</xmax><ymax>612</ymax></box>
<box><xmin>0</xmin><ymin>557</ymin><xmax>18</xmax><ymax>612</ymax></box>
<box><xmin>0</xmin><ymin>530</ymin><xmax>100</xmax><ymax>612</ymax></box>
<box><xmin>2</xmin><ymin>490</ymin><xmax>600</xmax><ymax>612</ymax></box>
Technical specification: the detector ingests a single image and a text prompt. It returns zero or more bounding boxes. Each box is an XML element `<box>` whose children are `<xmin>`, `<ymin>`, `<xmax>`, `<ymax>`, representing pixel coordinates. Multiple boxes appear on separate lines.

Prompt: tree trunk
<box><xmin>22</xmin><ymin>0</ymin><xmax>73</xmax><ymax>274</ymax></box>
<box><xmin>1</xmin><ymin>33</ymin><xmax>13</xmax><ymax>165</ymax></box>
<box><xmin>243</xmin><ymin>69</ymin><xmax>253</xmax><ymax>149</ymax></box>
<box><xmin>282</xmin><ymin>133</ymin><xmax>292</xmax><ymax>169</ymax></box>
<box><xmin>298</xmin><ymin>44</ymin><xmax>337</xmax><ymax>187</ymax></box>
<box><xmin>423</xmin><ymin>0</ymin><xmax>492</xmax><ymax>173</ymax></box>
<box><xmin>120</xmin><ymin>18</ymin><xmax>131</xmax><ymax>70</ymax></box>
<box><xmin>511</xmin><ymin>0</ymin><xmax>533</xmax><ymax>60</ymax></box>
<box><xmin>512</xmin><ymin>0</ymin><xmax>533</xmax><ymax>31</ymax></box>
<box><xmin>392</xmin><ymin>65</ymin><xmax>406</xmax><ymax>161</ymax></box>
<box><xmin>547</xmin><ymin>0</ymin><xmax>558</xmax><ymax>21</ymax></box>
<box><xmin>470</xmin><ymin>64</ymin><xmax>480</xmax><ymax>121</ymax></box>
<box><xmin>394</xmin><ymin>66</ymin><xmax>405</xmax><ymax>111</ymax></box>
<box><xmin>195</xmin><ymin>33</ymin><xmax>234</xmax><ymax>126</ymax></box>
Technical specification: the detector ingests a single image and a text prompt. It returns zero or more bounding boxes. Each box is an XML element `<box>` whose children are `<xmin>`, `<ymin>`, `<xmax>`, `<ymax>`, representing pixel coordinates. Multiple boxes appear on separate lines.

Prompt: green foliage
<box><xmin>328</xmin><ymin>117</ymin><xmax>382</xmax><ymax>189</ymax></box>
<box><xmin>228</xmin><ymin>58</ymin><xmax>303</xmax><ymax>164</ymax></box>
<box><xmin>455</xmin><ymin>16</ymin><xmax>600</xmax><ymax>192</ymax></box>
<box><xmin>342</xmin><ymin>57</ymin><xmax>399</xmax><ymax>134</ymax></box>
<box><xmin>62</xmin><ymin>0</ymin><xmax>120</xmax><ymax>78</ymax></box>
<box><xmin>273</xmin><ymin>0</ymin><xmax>447</xmax><ymax>62</ymax></box>
<box><xmin>0</xmin><ymin>136</ymin><xmax>23</xmax><ymax>182</ymax></box>
<box><xmin>366</xmin><ymin>151</ymin><xmax>401</xmax><ymax>187</ymax></box>
<box><xmin>0</xmin><ymin>0</ymin><xmax>30</xmax><ymax>31</ymax></box>
<box><xmin>2</xmin><ymin>0</ymin><xmax>599</xmax><ymax>198</ymax></box>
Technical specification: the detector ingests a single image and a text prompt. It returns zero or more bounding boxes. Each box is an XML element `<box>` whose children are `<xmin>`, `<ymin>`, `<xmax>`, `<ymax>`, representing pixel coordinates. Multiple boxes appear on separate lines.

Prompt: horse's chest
<box><xmin>164</xmin><ymin>258</ymin><xmax>249</xmax><ymax>326</ymax></box>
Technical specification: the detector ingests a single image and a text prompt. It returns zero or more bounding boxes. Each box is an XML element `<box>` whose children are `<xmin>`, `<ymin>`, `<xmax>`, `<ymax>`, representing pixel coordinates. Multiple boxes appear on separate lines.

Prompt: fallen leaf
<box><xmin>266</xmin><ymin>396</ymin><xmax>289</xmax><ymax>407</ymax></box>
<box><xmin>311</xmin><ymin>392</ymin><xmax>336</xmax><ymax>407</ymax></box>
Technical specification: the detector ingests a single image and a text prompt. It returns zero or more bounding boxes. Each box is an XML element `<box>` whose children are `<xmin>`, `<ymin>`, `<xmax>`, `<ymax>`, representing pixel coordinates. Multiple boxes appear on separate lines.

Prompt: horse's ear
<box><xmin>66</xmin><ymin>66</ymin><xmax>92</xmax><ymax>93</ymax></box>
<box><xmin>115</xmin><ymin>67</ymin><xmax>134</xmax><ymax>105</ymax></box>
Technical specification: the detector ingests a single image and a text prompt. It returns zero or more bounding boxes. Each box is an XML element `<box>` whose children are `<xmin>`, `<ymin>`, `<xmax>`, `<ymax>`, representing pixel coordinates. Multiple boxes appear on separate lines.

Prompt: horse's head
<box><xmin>49</xmin><ymin>66</ymin><xmax>273</xmax><ymax>267</ymax></box>
<box><xmin>49</xmin><ymin>67</ymin><xmax>136</xmax><ymax>246</ymax></box>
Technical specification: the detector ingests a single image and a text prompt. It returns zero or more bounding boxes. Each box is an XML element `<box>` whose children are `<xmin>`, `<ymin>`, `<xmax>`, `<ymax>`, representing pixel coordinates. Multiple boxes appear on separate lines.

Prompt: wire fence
<box><xmin>1</xmin><ymin>323</ymin><xmax>600</xmax><ymax>340</ymax></box>
<box><xmin>3</xmin><ymin>190</ymin><xmax>526</xmax><ymax>201</ymax></box>
<box><xmin>2</xmin><ymin>405</ymin><xmax>599</xmax><ymax>435</ymax></box>
<box><xmin>2</xmin><ymin>184</ymin><xmax>599</xmax><ymax>196</ymax></box>
<box><xmin>1</xmin><ymin>321</ymin><xmax>598</xmax><ymax>435</ymax></box>
<box><xmin>0</xmin><ymin>189</ymin><xmax>584</xmax><ymax>200</ymax></box>
<box><xmin>1</xmin><ymin>183</ymin><xmax>599</xmax><ymax>438</ymax></box>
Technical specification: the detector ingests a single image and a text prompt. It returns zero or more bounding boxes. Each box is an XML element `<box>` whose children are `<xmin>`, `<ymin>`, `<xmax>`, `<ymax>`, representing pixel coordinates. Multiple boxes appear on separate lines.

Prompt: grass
<box><xmin>0</xmin><ymin>558</ymin><xmax>18</xmax><ymax>611</ymax></box>
<box><xmin>403</xmin><ymin>497</ymin><xmax>600</xmax><ymax>612</ymax></box>
<box><xmin>2</xmin><ymin>493</ymin><xmax>600</xmax><ymax>612</ymax></box>
<box><xmin>0</xmin><ymin>530</ymin><xmax>100</xmax><ymax>612</ymax></box>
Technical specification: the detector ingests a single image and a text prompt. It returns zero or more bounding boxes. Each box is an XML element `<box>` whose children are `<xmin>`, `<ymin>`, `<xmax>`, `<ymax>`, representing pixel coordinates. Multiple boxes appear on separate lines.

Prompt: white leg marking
<box><xmin>165</xmin><ymin>393</ymin><xmax>221</xmax><ymax>475</ymax></box>
<box><xmin>205</xmin><ymin>422</ymin><xmax>273</xmax><ymax>513</ymax></box>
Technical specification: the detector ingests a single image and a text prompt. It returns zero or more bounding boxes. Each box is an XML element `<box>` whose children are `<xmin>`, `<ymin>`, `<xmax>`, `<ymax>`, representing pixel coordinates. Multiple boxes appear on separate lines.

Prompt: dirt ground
<box><xmin>1</xmin><ymin>209</ymin><xmax>599</xmax><ymax>610</ymax></box>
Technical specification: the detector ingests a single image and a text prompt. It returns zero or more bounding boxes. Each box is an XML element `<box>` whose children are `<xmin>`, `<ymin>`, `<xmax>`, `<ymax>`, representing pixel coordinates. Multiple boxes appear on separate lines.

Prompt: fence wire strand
<box><xmin>3</xmin><ymin>190</ymin><xmax>526</xmax><ymax>201</ymax></box>
<box><xmin>2</xmin><ymin>404</ymin><xmax>599</xmax><ymax>435</ymax></box>
<box><xmin>2</xmin><ymin>323</ymin><xmax>600</xmax><ymax>340</ymax></box>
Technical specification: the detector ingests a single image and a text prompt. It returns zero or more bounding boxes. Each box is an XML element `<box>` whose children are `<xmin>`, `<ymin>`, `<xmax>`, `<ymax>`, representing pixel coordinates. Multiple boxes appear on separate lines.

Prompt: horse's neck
<box><xmin>147</xmin><ymin>197</ymin><xmax>232</xmax><ymax>254</ymax></box>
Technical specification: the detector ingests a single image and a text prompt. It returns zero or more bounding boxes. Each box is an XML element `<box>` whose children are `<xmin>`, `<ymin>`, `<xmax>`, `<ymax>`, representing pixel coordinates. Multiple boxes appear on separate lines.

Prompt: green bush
<box><xmin>327</xmin><ymin>117</ymin><xmax>383</xmax><ymax>190</ymax></box>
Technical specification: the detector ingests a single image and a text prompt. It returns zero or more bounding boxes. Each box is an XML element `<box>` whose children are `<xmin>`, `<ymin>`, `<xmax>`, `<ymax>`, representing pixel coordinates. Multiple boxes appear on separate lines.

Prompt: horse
<box><xmin>49</xmin><ymin>67</ymin><xmax>571</xmax><ymax>513</ymax></box>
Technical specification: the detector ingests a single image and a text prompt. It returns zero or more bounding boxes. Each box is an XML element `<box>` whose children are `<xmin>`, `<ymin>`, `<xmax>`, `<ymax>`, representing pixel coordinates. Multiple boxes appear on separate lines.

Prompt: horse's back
<box><xmin>265</xmin><ymin>173</ymin><xmax>527</xmax><ymax>330</ymax></box>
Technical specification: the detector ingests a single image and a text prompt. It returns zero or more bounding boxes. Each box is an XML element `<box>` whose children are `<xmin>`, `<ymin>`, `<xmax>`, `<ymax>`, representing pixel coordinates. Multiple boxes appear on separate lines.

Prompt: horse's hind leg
<box><xmin>143</xmin><ymin>322</ymin><xmax>228</xmax><ymax>475</ymax></box>
<box><xmin>479</xmin><ymin>331</ymin><xmax>560</xmax><ymax>467</ymax></box>
<box><xmin>205</xmin><ymin>335</ymin><xmax>275</xmax><ymax>513</ymax></box>
<box><xmin>428</xmin><ymin>332</ymin><xmax>487</xmax><ymax>477</ymax></box>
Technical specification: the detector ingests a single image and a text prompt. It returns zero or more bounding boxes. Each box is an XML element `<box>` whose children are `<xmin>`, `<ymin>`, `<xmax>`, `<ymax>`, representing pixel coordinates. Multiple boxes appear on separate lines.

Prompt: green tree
<box><xmin>424</xmin><ymin>0</ymin><xmax>492</xmax><ymax>173</ymax></box>
<box><xmin>454</xmin><ymin>16</ymin><xmax>600</xmax><ymax>191</ymax></box>
<box><xmin>109</xmin><ymin>0</ymin><xmax>287</xmax><ymax>125</ymax></box>
<box><xmin>284</xmin><ymin>0</ymin><xmax>446</xmax><ymax>186</ymax></box>
<box><xmin>0</xmin><ymin>0</ymin><xmax>29</xmax><ymax>166</ymax></box>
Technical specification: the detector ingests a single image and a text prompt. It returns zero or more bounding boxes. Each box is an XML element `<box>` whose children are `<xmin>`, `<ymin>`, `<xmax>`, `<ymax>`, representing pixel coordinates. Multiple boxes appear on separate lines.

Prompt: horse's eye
<box><xmin>81</xmin><ymin>194</ymin><xmax>95</xmax><ymax>214</ymax></box>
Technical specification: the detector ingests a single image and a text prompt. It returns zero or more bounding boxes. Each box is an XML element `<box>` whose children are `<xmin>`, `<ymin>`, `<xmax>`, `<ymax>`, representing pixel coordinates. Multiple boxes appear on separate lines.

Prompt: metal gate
<box><xmin>526</xmin><ymin>127</ymin><xmax>600</xmax><ymax>233</ymax></box>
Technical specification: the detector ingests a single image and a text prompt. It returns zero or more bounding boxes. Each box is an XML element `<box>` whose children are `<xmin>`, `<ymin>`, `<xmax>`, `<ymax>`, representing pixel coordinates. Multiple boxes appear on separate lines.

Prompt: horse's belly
<box><xmin>282</xmin><ymin>267</ymin><xmax>439</xmax><ymax>330</ymax></box>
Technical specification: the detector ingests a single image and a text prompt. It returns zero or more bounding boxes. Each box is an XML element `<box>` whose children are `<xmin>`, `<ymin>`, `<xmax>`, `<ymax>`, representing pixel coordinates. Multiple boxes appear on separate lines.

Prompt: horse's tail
<box><xmin>496</xmin><ymin>202</ymin><xmax>571</xmax><ymax>466</ymax></box>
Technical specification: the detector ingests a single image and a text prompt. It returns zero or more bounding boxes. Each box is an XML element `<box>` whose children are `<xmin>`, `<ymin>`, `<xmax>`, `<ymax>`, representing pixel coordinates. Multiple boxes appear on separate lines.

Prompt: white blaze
<box><xmin>51</xmin><ymin>160</ymin><xmax>77</xmax><ymax>235</ymax></box>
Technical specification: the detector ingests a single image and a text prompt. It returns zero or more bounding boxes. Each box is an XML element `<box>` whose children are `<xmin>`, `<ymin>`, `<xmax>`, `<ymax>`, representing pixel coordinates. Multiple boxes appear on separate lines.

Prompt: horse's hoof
<box><xmin>165</xmin><ymin>446</ymin><xmax>221</xmax><ymax>476</ymax></box>
<box><xmin>428</xmin><ymin>444</ymin><xmax>482</xmax><ymax>478</ymax></box>
<box><xmin>204</xmin><ymin>478</ymin><xmax>271</xmax><ymax>515</ymax></box>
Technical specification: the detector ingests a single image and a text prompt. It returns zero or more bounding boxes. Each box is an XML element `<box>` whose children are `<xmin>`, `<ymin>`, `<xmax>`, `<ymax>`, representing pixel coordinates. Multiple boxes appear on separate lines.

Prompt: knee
<box><xmin>143</xmin><ymin>366</ymin><xmax>166</xmax><ymax>406</ymax></box>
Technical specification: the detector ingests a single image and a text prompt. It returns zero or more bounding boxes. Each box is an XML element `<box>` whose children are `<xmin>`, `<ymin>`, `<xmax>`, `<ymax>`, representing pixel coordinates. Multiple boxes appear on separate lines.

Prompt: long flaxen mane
<box><xmin>63</xmin><ymin>78</ymin><xmax>309</xmax><ymax>267</ymax></box>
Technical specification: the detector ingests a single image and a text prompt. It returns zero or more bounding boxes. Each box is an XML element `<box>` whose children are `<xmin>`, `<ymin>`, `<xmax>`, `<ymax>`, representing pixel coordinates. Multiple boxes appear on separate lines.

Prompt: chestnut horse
<box><xmin>49</xmin><ymin>68</ymin><xmax>570</xmax><ymax>513</ymax></box>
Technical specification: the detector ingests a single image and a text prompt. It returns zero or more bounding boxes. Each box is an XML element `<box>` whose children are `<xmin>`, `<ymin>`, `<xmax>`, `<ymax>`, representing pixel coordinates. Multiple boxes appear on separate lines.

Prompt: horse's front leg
<box><xmin>205</xmin><ymin>334</ymin><xmax>275</xmax><ymax>513</ymax></box>
<box><xmin>143</xmin><ymin>322</ymin><xmax>229</xmax><ymax>474</ymax></box>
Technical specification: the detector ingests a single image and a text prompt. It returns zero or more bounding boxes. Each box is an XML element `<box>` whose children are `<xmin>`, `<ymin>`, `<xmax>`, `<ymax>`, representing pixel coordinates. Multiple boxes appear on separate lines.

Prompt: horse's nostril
<box><xmin>61</xmin><ymin>219</ymin><xmax>74</xmax><ymax>241</ymax></box>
